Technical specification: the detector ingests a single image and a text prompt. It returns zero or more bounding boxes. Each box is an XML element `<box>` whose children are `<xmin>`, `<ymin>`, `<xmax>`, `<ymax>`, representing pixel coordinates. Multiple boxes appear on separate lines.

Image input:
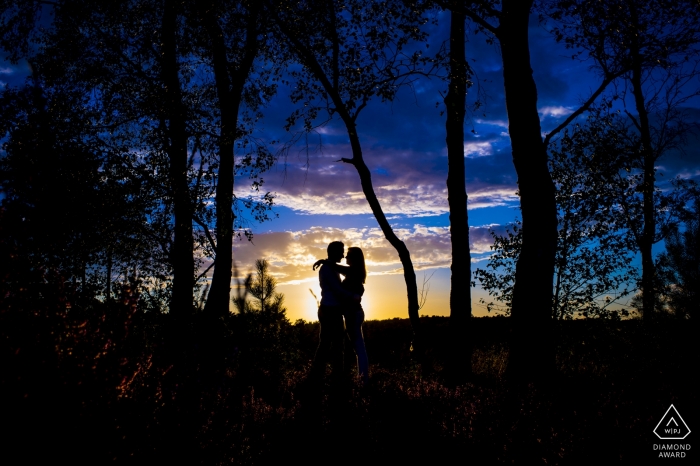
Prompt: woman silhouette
<box><xmin>314</xmin><ymin>247</ymin><xmax>369</xmax><ymax>385</ymax></box>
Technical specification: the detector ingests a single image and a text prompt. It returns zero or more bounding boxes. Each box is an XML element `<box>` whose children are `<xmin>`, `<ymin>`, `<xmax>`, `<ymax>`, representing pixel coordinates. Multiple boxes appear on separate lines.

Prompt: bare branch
<box><xmin>624</xmin><ymin>109</ymin><xmax>642</xmax><ymax>132</ymax></box>
<box><xmin>543</xmin><ymin>74</ymin><xmax>618</xmax><ymax>149</ymax></box>
<box><xmin>193</xmin><ymin>215</ymin><xmax>217</xmax><ymax>254</ymax></box>
<box><xmin>418</xmin><ymin>270</ymin><xmax>436</xmax><ymax>310</ymax></box>
<box><xmin>196</xmin><ymin>261</ymin><xmax>215</xmax><ymax>282</ymax></box>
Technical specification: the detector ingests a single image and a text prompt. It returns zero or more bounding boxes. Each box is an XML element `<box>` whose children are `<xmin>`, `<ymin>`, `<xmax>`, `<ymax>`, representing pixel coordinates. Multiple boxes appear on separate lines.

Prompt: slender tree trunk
<box><xmin>201</xmin><ymin>4</ymin><xmax>259</xmax><ymax>317</ymax></box>
<box><xmin>444</xmin><ymin>9</ymin><xmax>472</xmax><ymax>382</ymax></box>
<box><xmin>630</xmin><ymin>39</ymin><xmax>656</xmax><ymax>322</ymax></box>
<box><xmin>160</xmin><ymin>12</ymin><xmax>198</xmax><ymax>458</ymax></box>
<box><xmin>500</xmin><ymin>0</ymin><xmax>558</xmax><ymax>380</ymax></box>
<box><xmin>339</xmin><ymin>120</ymin><xmax>422</xmax><ymax>343</ymax></box>
<box><xmin>275</xmin><ymin>0</ymin><xmax>422</xmax><ymax>346</ymax></box>
<box><xmin>161</xmin><ymin>2</ymin><xmax>194</xmax><ymax>317</ymax></box>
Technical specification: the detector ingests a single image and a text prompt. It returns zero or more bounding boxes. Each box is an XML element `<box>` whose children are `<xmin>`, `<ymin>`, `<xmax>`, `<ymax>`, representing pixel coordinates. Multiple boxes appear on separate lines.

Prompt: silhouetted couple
<box><xmin>309</xmin><ymin>241</ymin><xmax>369</xmax><ymax>390</ymax></box>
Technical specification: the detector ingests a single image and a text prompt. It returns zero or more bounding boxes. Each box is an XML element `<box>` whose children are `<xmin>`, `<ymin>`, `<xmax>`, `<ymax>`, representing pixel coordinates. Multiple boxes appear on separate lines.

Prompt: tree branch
<box><xmin>196</xmin><ymin>261</ymin><xmax>215</xmax><ymax>282</ymax></box>
<box><xmin>433</xmin><ymin>0</ymin><xmax>500</xmax><ymax>36</ymax></box>
<box><xmin>193</xmin><ymin>215</ymin><xmax>217</xmax><ymax>254</ymax></box>
<box><xmin>271</xmin><ymin>9</ymin><xmax>354</xmax><ymax>129</ymax></box>
<box><xmin>543</xmin><ymin>74</ymin><xmax>617</xmax><ymax>149</ymax></box>
<box><xmin>327</xmin><ymin>0</ymin><xmax>340</xmax><ymax>92</ymax></box>
<box><xmin>624</xmin><ymin>109</ymin><xmax>642</xmax><ymax>132</ymax></box>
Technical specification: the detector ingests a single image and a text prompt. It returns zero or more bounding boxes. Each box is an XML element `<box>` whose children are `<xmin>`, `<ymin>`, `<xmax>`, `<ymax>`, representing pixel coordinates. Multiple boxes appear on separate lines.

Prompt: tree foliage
<box><xmin>0</xmin><ymin>75</ymin><xmax>171</xmax><ymax>311</ymax></box>
<box><xmin>546</xmin><ymin>0</ymin><xmax>700</xmax><ymax>321</ymax></box>
<box><xmin>655</xmin><ymin>187</ymin><xmax>700</xmax><ymax>319</ymax></box>
<box><xmin>475</xmin><ymin>108</ymin><xmax>641</xmax><ymax>319</ymax></box>
<box><xmin>229</xmin><ymin>259</ymin><xmax>298</xmax><ymax>388</ymax></box>
<box><xmin>0</xmin><ymin>0</ymin><xmax>279</xmax><ymax>314</ymax></box>
<box><xmin>244</xmin><ymin>259</ymin><xmax>287</xmax><ymax>315</ymax></box>
<box><xmin>548</xmin><ymin>0</ymin><xmax>700</xmax><ymax>76</ymax></box>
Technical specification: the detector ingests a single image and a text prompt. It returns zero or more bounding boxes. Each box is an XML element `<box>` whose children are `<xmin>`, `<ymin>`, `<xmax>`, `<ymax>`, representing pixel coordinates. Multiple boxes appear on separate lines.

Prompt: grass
<box><xmin>1</xmin><ymin>305</ymin><xmax>697</xmax><ymax>465</ymax></box>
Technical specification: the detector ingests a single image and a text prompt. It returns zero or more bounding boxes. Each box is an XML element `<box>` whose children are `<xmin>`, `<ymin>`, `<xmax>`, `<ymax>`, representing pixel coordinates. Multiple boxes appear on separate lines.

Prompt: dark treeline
<box><xmin>1</xmin><ymin>0</ymin><xmax>700</xmax><ymax>463</ymax></box>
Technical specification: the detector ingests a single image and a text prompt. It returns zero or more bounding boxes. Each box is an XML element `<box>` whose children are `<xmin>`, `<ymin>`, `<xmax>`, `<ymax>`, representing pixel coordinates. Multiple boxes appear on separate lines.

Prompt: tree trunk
<box><xmin>161</xmin><ymin>2</ymin><xmax>194</xmax><ymax>317</ymax></box>
<box><xmin>340</xmin><ymin>121</ymin><xmax>422</xmax><ymax>345</ymax></box>
<box><xmin>500</xmin><ymin>0</ymin><xmax>557</xmax><ymax>380</ymax></box>
<box><xmin>201</xmin><ymin>4</ymin><xmax>259</xmax><ymax>317</ymax></box>
<box><xmin>275</xmin><ymin>0</ymin><xmax>423</xmax><ymax>347</ymax></box>
<box><xmin>630</xmin><ymin>37</ymin><xmax>656</xmax><ymax>322</ymax></box>
<box><xmin>444</xmin><ymin>9</ymin><xmax>472</xmax><ymax>383</ymax></box>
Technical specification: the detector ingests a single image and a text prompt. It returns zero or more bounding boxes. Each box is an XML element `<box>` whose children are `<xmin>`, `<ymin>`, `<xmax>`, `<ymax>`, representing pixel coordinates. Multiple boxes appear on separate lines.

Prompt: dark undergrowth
<box><xmin>1</xmin><ymin>302</ymin><xmax>696</xmax><ymax>465</ymax></box>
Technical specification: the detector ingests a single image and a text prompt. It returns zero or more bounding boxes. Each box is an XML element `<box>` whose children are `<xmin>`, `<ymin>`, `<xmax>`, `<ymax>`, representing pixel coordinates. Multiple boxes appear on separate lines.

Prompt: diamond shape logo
<box><xmin>654</xmin><ymin>404</ymin><xmax>691</xmax><ymax>440</ymax></box>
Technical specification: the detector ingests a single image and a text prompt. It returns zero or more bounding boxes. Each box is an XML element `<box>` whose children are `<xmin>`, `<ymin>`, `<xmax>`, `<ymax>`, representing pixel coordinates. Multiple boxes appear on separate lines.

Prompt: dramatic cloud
<box><xmin>222</xmin><ymin>224</ymin><xmax>504</xmax><ymax>286</ymax></box>
<box><xmin>216</xmin><ymin>223</ymin><xmax>509</xmax><ymax>320</ymax></box>
<box><xmin>237</xmin><ymin>133</ymin><xmax>520</xmax><ymax>218</ymax></box>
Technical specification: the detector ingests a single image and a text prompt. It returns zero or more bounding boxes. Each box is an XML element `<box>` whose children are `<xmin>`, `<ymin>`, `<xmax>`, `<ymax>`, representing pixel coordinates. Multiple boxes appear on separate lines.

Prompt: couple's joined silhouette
<box><xmin>309</xmin><ymin>241</ymin><xmax>369</xmax><ymax>388</ymax></box>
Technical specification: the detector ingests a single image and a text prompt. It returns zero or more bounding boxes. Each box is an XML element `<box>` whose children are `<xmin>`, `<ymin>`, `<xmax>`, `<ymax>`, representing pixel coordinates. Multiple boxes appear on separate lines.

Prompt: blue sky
<box><xmin>227</xmin><ymin>11</ymin><xmax>700</xmax><ymax>321</ymax></box>
<box><xmin>2</xmin><ymin>9</ymin><xmax>699</xmax><ymax>321</ymax></box>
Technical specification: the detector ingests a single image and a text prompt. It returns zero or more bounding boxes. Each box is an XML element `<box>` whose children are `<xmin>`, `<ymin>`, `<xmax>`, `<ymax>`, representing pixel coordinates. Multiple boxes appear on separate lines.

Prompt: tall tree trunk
<box><xmin>159</xmin><ymin>10</ymin><xmax>198</xmax><ymax>458</ymax></box>
<box><xmin>500</xmin><ymin>0</ymin><xmax>557</xmax><ymax>380</ymax></box>
<box><xmin>444</xmin><ymin>9</ymin><xmax>472</xmax><ymax>383</ymax></box>
<box><xmin>161</xmin><ymin>2</ymin><xmax>194</xmax><ymax>317</ymax></box>
<box><xmin>330</xmin><ymin>17</ymin><xmax>421</xmax><ymax>348</ymax></box>
<box><xmin>339</xmin><ymin>120</ymin><xmax>422</xmax><ymax>344</ymax></box>
<box><xmin>274</xmin><ymin>1</ymin><xmax>423</xmax><ymax>346</ymax></box>
<box><xmin>201</xmin><ymin>4</ymin><xmax>259</xmax><ymax>317</ymax></box>
<box><xmin>630</xmin><ymin>35</ymin><xmax>656</xmax><ymax>322</ymax></box>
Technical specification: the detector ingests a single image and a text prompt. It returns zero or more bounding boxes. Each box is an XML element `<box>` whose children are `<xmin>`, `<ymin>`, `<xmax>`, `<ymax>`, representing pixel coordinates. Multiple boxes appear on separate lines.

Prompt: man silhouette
<box><xmin>308</xmin><ymin>241</ymin><xmax>359</xmax><ymax>387</ymax></box>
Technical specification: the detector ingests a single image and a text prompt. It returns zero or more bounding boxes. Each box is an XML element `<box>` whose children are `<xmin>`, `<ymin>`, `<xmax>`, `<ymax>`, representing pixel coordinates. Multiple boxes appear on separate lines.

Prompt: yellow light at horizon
<box><xmin>280</xmin><ymin>268</ymin><xmax>496</xmax><ymax>322</ymax></box>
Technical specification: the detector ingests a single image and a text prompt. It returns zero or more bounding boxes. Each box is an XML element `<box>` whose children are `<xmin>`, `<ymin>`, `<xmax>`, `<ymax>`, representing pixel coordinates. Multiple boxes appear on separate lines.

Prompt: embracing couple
<box><xmin>308</xmin><ymin>241</ymin><xmax>369</xmax><ymax>388</ymax></box>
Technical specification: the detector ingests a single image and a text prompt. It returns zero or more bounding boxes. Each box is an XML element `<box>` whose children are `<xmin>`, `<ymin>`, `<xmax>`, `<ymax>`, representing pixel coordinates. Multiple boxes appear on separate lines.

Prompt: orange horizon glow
<box><xmin>277</xmin><ymin>270</ymin><xmax>495</xmax><ymax>322</ymax></box>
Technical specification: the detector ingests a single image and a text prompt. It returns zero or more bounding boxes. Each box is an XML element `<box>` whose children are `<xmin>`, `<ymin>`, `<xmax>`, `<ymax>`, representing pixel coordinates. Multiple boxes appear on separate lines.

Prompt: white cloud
<box><xmin>221</xmin><ymin>224</ymin><xmax>503</xmax><ymax>286</ymax></box>
<box><xmin>267</xmin><ymin>180</ymin><xmax>519</xmax><ymax>216</ymax></box>
<box><xmin>235</xmin><ymin>143</ymin><xmax>518</xmax><ymax>218</ymax></box>
<box><xmin>463</xmin><ymin>141</ymin><xmax>493</xmax><ymax>158</ymax></box>
<box><xmin>539</xmin><ymin>106</ymin><xmax>574</xmax><ymax>118</ymax></box>
<box><xmin>315</xmin><ymin>125</ymin><xmax>343</xmax><ymax>135</ymax></box>
<box><xmin>475</xmin><ymin>118</ymin><xmax>509</xmax><ymax>129</ymax></box>
<box><xmin>677</xmin><ymin>169</ymin><xmax>700</xmax><ymax>179</ymax></box>
<box><xmin>467</xmin><ymin>187</ymin><xmax>520</xmax><ymax>209</ymax></box>
<box><xmin>272</xmin><ymin>184</ymin><xmax>451</xmax><ymax>217</ymax></box>
<box><xmin>0</xmin><ymin>67</ymin><xmax>14</xmax><ymax>75</ymax></box>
